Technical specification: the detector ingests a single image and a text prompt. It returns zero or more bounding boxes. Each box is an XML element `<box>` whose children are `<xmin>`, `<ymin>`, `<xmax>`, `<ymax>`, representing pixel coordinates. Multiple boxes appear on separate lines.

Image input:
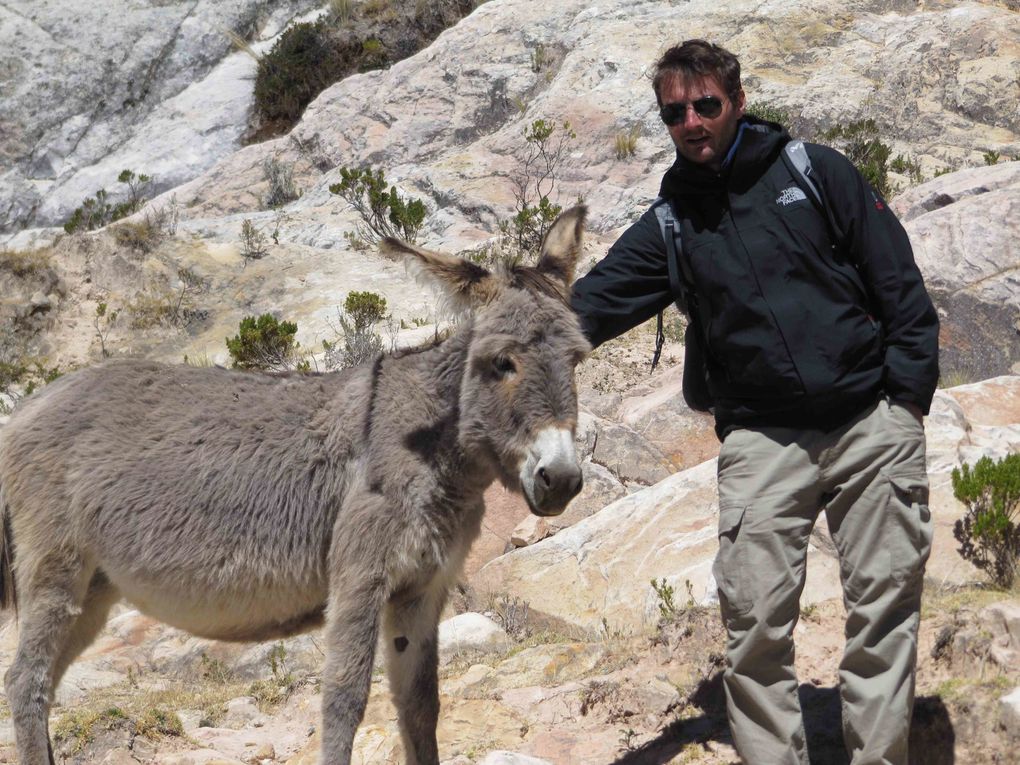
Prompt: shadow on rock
<box><xmin>608</xmin><ymin>670</ymin><xmax>731</xmax><ymax>765</ymax></box>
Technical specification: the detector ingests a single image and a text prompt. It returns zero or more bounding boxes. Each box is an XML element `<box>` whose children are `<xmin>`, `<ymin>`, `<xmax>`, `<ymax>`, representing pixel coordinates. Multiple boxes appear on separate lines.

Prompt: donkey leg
<box><xmin>50</xmin><ymin>572</ymin><xmax>120</xmax><ymax>694</ymax></box>
<box><xmin>319</xmin><ymin>572</ymin><xmax>387</xmax><ymax>765</ymax></box>
<box><xmin>383</xmin><ymin>582</ymin><xmax>447</xmax><ymax>765</ymax></box>
<box><xmin>5</xmin><ymin>555</ymin><xmax>92</xmax><ymax>765</ymax></box>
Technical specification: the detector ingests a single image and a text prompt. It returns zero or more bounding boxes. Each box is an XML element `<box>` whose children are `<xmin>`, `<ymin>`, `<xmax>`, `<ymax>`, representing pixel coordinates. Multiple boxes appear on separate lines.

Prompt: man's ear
<box><xmin>734</xmin><ymin>88</ymin><xmax>746</xmax><ymax>118</ymax></box>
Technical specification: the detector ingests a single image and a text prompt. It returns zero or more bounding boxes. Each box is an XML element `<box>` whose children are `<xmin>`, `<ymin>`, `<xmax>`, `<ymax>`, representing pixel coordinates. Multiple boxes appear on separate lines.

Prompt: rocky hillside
<box><xmin>1</xmin><ymin>0</ymin><xmax>1019</xmax><ymax>763</ymax></box>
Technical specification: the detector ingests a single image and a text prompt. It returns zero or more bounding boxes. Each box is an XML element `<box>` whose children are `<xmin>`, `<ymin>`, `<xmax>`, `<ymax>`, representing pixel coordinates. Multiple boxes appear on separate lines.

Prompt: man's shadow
<box><xmin>609</xmin><ymin>676</ymin><xmax>955</xmax><ymax>765</ymax></box>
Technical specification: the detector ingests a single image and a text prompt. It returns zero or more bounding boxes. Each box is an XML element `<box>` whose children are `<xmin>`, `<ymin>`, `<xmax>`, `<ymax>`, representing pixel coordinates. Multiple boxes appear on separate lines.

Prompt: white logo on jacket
<box><xmin>776</xmin><ymin>187</ymin><xmax>808</xmax><ymax>206</ymax></box>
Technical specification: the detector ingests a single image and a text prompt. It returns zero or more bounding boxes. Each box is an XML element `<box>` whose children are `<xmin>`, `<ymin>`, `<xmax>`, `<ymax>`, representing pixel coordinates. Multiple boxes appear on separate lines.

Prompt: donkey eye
<box><xmin>492</xmin><ymin>355</ymin><xmax>517</xmax><ymax>377</ymax></box>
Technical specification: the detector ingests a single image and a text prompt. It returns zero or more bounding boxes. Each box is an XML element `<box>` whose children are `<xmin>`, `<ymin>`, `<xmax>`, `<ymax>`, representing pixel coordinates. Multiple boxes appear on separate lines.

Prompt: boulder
<box><xmin>1000</xmin><ymin>687</ymin><xmax>1020</xmax><ymax>740</ymax></box>
<box><xmin>438</xmin><ymin>613</ymin><xmax>510</xmax><ymax>659</ymax></box>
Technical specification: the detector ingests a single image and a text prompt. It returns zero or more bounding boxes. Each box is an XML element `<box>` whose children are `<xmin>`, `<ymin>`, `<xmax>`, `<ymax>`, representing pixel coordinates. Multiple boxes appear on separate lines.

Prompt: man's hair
<box><xmin>652</xmin><ymin>39</ymin><xmax>742</xmax><ymax>106</ymax></box>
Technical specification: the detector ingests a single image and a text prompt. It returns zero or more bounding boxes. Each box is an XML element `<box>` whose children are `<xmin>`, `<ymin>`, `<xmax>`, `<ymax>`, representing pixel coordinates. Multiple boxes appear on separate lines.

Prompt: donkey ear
<box><xmin>379</xmin><ymin>238</ymin><xmax>497</xmax><ymax>311</ymax></box>
<box><xmin>534</xmin><ymin>205</ymin><xmax>586</xmax><ymax>287</ymax></box>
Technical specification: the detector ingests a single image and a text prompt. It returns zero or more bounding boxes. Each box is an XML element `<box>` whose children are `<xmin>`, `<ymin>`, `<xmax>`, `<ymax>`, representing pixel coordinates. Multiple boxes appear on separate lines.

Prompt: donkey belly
<box><xmin>111</xmin><ymin>571</ymin><xmax>329</xmax><ymax>642</ymax></box>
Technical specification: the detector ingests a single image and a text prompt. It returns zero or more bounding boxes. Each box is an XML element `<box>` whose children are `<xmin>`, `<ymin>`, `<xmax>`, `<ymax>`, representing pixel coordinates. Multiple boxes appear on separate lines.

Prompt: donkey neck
<box><xmin>368</xmin><ymin>323</ymin><xmax>494</xmax><ymax>494</ymax></box>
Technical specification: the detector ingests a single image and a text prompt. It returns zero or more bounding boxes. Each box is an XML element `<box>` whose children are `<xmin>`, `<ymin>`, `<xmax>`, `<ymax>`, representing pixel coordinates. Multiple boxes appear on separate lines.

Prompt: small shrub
<box><xmin>134</xmin><ymin>708</ymin><xmax>184</xmax><ymax>739</ymax></box>
<box><xmin>262</xmin><ymin>155</ymin><xmax>299</xmax><ymax>208</ymax></box>
<box><xmin>614</xmin><ymin>125</ymin><xmax>640</xmax><ymax>159</ymax></box>
<box><xmin>146</xmin><ymin>193</ymin><xmax>181</xmax><ymax>236</ymax></box>
<box><xmin>127</xmin><ymin>269</ymin><xmax>206</xmax><ymax>331</ymax></box>
<box><xmin>344</xmin><ymin>290</ymin><xmax>387</xmax><ymax>330</ymax></box>
<box><xmin>226</xmin><ymin>313</ymin><xmax>301</xmax><ymax>371</ymax></box>
<box><xmin>112</xmin><ymin>219</ymin><xmax>162</xmax><ymax>252</ymax></box>
<box><xmin>983</xmin><ymin>150</ymin><xmax>1001</xmax><ymax>166</ymax></box>
<box><xmin>323</xmin><ymin>292</ymin><xmax>388</xmax><ymax>371</ymax></box>
<box><xmin>329</xmin><ymin>167</ymin><xmax>427</xmax><ymax>245</ymax></box>
<box><xmin>933</xmin><ymin>166</ymin><xmax>955</xmax><ymax>179</ymax></box>
<box><xmin>0</xmin><ymin>247</ymin><xmax>53</xmax><ymax>278</ymax></box>
<box><xmin>361</xmin><ymin>37</ymin><xmax>386</xmax><ymax>69</ymax></box>
<box><xmin>239</xmin><ymin>219</ymin><xmax>269</xmax><ymax>264</ymax></box>
<box><xmin>94</xmin><ymin>301</ymin><xmax>118</xmax><ymax>359</ymax></box>
<box><xmin>889</xmin><ymin>154</ymin><xmax>924</xmax><ymax>185</ymax></box>
<box><xmin>0</xmin><ymin>324</ymin><xmax>61</xmax><ymax>414</ymax></box>
<box><xmin>495</xmin><ymin>118</ymin><xmax>576</xmax><ymax>267</ymax></box>
<box><xmin>819</xmin><ymin>119</ymin><xmax>893</xmax><ymax>198</ymax></box>
<box><xmin>363</xmin><ymin>0</ymin><xmax>393</xmax><ymax>17</ymax></box>
<box><xmin>745</xmin><ymin>100</ymin><xmax>791</xmax><ymax>125</ymax></box>
<box><xmin>199</xmin><ymin>653</ymin><xmax>233</xmax><ymax>684</ymax></box>
<box><xmin>952</xmin><ymin>454</ymin><xmax>1020</xmax><ymax>588</ymax></box>
<box><xmin>328</xmin><ymin>0</ymin><xmax>354</xmax><ymax>24</ymax></box>
<box><xmin>53</xmin><ymin>706</ymin><xmax>129</xmax><ymax>754</ymax></box>
<box><xmin>64</xmin><ymin>169</ymin><xmax>153</xmax><ymax>234</ymax></box>
<box><xmin>530</xmin><ymin>42</ymin><xmax>549</xmax><ymax>73</ymax></box>
<box><xmin>491</xmin><ymin>593</ymin><xmax>531</xmax><ymax>641</ymax></box>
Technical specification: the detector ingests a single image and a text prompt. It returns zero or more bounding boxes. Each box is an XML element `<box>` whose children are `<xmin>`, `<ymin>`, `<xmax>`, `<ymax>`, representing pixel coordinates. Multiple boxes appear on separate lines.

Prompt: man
<box><xmin>571</xmin><ymin>40</ymin><xmax>939</xmax><ymax>764</ymax></box>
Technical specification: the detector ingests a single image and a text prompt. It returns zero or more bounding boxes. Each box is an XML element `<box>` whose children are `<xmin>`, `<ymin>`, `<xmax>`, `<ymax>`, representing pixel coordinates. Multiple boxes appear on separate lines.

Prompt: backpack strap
<box><xmin>781</xmin><ymin>140</ymin><xmax>846</xmax><ymax>248</ymax></box>
<box><xmin>651</xmin><ymin>198</ymin><xmax>690</xmax><ymax>372</ymax></box>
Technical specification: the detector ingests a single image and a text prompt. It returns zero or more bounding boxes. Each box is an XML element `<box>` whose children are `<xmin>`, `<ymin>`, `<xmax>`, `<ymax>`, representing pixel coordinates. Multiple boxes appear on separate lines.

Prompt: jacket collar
<box><xmin>659</xmin><ymin>116</ymin><xmax>790</xmax><ymax>198</ymax></box>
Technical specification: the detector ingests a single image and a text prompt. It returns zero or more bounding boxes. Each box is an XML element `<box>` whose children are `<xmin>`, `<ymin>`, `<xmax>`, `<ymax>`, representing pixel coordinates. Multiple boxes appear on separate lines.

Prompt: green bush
<box><xmin>329</xmin><ymin>167</ymin><xmax>427</xmax><ymax>244</ymax></box>
<box><xmin>746</xmin><ymin>100</ymin><xmax>791</xmax><ymax>126</ymax></box>
<box><xmin>254</xmin><ymin>21</ymin><xmax>355</xmax><ymax>126</ymax></box>
<box><xmin>819</xmin><ymin>119</ymin><xmax>893</xmax><ymax>198</ymax></box>
<box><xmin>226</xmin><ymin>314</ymin><xmax>301</xmax><ymax>371</ymax></box>
<box><xmin>323</xmin><ymin>291</ymin><xmax>388</xmax><ymax>371</ymax></box>
<box><xmin>952</xmin><ymin>453</ymin><xmax>1020</xmax><ymax>588</ymax></box>
<box><xmin>64</xmin><ymin>169</ymin><xmax>152</xmax><ymax>234</ymax></box>
<box><xmin>501</xmin><ymin>119</ymin><xmax>576</xmax><ymax>265</ymax></box>
<box><xmin>344</xmin><ymin>290</ymin><xmax>387</xmax><ymax>330</ymax></box>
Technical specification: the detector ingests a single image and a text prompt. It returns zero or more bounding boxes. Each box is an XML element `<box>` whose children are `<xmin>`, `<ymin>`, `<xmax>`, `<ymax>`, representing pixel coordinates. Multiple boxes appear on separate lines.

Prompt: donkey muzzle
<box><xmin>520</xmin><ymin>427</ymin><xmax>583</xmax><ymax>516</ymax></box>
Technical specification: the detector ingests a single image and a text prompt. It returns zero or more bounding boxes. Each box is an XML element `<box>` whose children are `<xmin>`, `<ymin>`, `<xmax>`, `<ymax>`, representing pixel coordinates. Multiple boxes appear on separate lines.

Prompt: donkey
<box><xmin>0</xmin><ymin>206</ymin><xmax>592</xmax><ymax>765</ymax></box>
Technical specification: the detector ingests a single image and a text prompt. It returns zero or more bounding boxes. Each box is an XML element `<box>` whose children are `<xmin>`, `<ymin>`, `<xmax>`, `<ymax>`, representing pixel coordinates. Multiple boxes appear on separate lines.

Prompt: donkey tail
<box><xmin>0</xmin><ymin>485</ymin><xmax>15</xmax><ymax>614</ymax></box>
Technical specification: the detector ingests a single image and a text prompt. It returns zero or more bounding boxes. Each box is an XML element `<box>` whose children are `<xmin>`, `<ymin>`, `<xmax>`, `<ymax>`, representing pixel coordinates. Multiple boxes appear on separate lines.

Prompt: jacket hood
<box><xmin>659</xmin><ymin>115</ymin><xmax>791</xmax><ymax>198</ymax></box>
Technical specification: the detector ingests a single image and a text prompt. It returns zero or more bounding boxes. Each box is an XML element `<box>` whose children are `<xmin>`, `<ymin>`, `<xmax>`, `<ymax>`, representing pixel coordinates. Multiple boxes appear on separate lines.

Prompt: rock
<box><xmin>589</xmin><ymin>419</ymin><xmax>673</xmax><ymax>487</ymax></box>
<box><xmin>0</xmin><ymin>0</ymin><xmax>324</xmax><ymax>234</ymax></box>
<box><xmin>98</xmin><ymin>749</ymin><xmax>139</xmax><ymax>765</ymax></box>
<box><xmin>439</xmin><ymin>613</ymin><xmax>509</xmax><ymax>658</ymax></box>
<box><xmin>249</xmin><ymin>743</ymin><xmax>275</xmax><ymax>762</ymax></box>
<box><xmin>1000</xmin><ymin>687</ymin><xmax>1020</xmax><ymax>739</ymax></box>
<box><xmin>510</xmin><ymin>514</ymin><xmax>550</xmax><ymax>547</ymax></box>
<box><xmin>477</xmin><ymin>752</ymin><xmax>554</xmax><ymax>765</ymax></box>
<box><xmin>980</xmin><ymin>600</ymin><xmax>1020</xmax><ymax>670</ymax></box>
<box><xmin>222</xmin><ymin>696</ymin><xmax>263</xmax><ymax>727</ymax></box>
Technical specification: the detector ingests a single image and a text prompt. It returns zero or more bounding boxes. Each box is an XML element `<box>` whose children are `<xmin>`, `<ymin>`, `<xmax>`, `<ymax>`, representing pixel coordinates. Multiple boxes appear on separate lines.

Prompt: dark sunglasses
<box><xmin>659</xmin><ymin>96</ymin><xmax>724</xmax><ymax>126</ymax></box>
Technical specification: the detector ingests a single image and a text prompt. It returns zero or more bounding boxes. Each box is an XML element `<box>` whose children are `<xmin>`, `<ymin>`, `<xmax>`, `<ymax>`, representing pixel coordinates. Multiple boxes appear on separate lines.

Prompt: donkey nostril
<box><xmin>538</xmin><ymin>467</ymin><xmax>551</xmax><ymax>487</ymax></box>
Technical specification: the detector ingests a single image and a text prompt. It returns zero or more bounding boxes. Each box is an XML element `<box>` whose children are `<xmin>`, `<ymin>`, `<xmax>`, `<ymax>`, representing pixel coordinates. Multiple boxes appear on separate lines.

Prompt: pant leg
<box><xmin>822</xmin><ymin>400</ymin><xmax>933</xmax><ymax>765</ymax></box>
<box><xmin>715</xmin><ymin>426</ymin><xmax>825</xmax><ymax>765</ymax></box>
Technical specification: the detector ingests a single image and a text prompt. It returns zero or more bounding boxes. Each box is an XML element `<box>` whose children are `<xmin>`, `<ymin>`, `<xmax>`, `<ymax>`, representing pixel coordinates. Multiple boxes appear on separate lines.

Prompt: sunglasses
<box><xmin>659</xmin><ymin>96</ymin><xmax>724</xmax><ymax>126</ymax></box>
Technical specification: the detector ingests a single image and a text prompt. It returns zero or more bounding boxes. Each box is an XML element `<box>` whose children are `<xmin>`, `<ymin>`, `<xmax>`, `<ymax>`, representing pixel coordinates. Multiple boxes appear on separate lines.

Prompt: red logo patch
<box><xmin>875</xmin><ymin>200</ymin><xmax>885</xmax><ymax>211</ymax></box>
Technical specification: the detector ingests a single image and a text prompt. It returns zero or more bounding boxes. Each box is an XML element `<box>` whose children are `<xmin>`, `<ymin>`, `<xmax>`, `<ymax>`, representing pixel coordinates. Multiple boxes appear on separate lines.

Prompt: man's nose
<box><xmin>682</xmin><ymin>105</ymin><xmax>704</xmax><ymax>129</ymax></box>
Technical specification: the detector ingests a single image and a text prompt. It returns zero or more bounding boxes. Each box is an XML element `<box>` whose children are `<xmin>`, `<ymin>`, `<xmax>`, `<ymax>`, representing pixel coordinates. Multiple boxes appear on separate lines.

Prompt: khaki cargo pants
<box><xmin>714</xmin><ymin>399</ymin><xmax>932</xmax><ymax>765</ymax></box>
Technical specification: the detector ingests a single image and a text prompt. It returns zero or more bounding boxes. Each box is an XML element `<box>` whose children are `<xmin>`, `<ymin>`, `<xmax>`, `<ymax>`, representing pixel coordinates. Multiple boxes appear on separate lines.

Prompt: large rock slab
<box><xmin>0</xmin><ymin>0</ymin><xmax>323</xmax><ymax>235</ymax></box>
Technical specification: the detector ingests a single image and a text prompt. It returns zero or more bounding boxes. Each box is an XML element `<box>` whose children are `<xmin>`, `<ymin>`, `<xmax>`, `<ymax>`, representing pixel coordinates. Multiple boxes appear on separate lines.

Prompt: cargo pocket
<box><xmin>712</xmin><ymin>502</ymin><xmax>752</xmax><ymax>617</ymax></box>
<box><xmin>885</xmin><ymin>469</ymin><xmax>933</xmax><ymax>586</ymax></box>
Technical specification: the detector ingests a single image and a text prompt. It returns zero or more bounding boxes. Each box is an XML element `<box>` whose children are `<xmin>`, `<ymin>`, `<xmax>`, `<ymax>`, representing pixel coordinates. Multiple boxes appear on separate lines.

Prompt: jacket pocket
<box><xmin>712</xmin><ymin>502</ymin><xmax>753</xmax><ymax>616</ymax></box>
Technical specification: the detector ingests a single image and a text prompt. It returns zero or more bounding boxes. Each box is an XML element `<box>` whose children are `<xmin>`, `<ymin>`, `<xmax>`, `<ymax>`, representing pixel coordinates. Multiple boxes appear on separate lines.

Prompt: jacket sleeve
<box><xmin>570</xmin><ymin>206</ymin><xmax>676</xmax><ymax>349</ymax></box>
<box><xmin>809</xmin><ymin>144</ymin><xmax>940</xmax><ymax>413</ymax></box>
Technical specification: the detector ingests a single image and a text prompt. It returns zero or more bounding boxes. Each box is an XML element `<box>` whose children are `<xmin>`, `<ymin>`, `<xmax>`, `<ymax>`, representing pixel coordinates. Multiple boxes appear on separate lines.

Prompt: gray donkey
<box><xmin>0</xmin><ymin>206</ymin><xmax>592</xmax><ymax>765</ymax></box>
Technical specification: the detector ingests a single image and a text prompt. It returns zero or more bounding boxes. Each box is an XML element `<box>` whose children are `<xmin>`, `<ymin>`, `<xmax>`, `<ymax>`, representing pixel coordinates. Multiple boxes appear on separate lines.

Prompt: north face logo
<box><xmin>777</xmin><ymin>187</ymin><xmax>808</xmax><ymax>206</ymax></box>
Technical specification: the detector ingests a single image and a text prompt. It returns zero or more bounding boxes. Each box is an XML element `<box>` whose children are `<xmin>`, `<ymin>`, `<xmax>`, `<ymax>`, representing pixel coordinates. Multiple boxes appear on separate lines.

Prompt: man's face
<box><xmin>659</xmin><ymin>73</ymin><xmax>745</xmax><ymax>170</ymax></box>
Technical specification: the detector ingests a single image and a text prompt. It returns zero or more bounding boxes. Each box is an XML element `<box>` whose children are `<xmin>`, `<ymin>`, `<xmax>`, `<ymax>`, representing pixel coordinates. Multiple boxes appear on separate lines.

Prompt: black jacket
<box><xmin>571</xmin><ymin>118</ymin><xmax>939</xmax><ymax>436</ymax></box>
